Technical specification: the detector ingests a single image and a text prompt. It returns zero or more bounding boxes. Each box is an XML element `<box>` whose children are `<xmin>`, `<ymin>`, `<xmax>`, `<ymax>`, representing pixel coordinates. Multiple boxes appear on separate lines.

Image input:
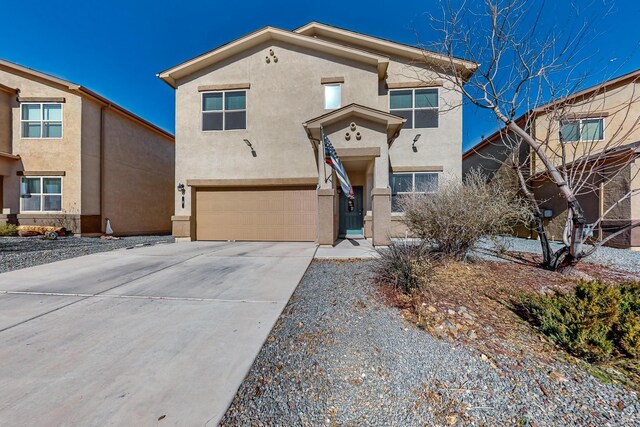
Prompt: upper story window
<box><xmin>324</xmin><ymin>84</ymin><xmax>341</xmax><ymax>109</ymax></box>
<box><xmin>560</xmin><ymin>118</ymin><xmax>604</xmax><ymax>143</ymax></box>
<box><xmin>202</xmin><ymin>91</ymin><xmax>246</xmax><ymax>131</ymax></box>
<box><xmin>20</xmin><ymin>176</ymin><xmax>63</xmax><ymax>212</ymax></box>
<box><xmin>21</xmin><ymin>103</ymin><xmax>63</xmax><ymax>138</ymax></box>
<box><xmin>389</xmin><ymin>88</ymin><xmax>438</xmax><ymax>128</ymax></box>
<box><xmin>391</xmin><ymin>172</ymin><xmax>439</xmax><ymax>212</ymax></box>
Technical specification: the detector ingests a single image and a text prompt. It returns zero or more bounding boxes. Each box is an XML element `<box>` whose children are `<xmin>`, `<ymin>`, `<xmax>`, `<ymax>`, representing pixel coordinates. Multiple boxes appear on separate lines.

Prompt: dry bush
<box><xmin>398</xmin><ymin>171</ymin><xmax>532</xmax><ymax>260</ymax></box>
<box><xmin>375</xmin><ymin>240</ymin><xmax>431</xmax><ymax>293</ymax></box>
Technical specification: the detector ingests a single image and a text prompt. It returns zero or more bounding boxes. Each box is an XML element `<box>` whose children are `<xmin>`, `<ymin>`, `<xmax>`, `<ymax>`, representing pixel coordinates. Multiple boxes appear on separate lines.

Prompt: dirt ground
<box><xmin>379</xmin><ymin>254</ymin><xmax>640</xmax><ymax>390</ymax></box>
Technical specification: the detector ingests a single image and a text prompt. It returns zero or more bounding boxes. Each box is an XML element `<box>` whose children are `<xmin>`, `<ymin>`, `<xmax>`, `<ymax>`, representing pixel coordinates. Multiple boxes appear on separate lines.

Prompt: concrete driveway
<box><xmin>0</xmin><ymin>241</ymin><xmax>316</xmax><ymax>426</ymax></box>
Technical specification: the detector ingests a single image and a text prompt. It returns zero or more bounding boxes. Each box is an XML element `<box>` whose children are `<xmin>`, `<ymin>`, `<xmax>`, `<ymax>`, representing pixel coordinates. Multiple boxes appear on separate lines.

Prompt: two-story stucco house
<box><xmin>463</xmin><ymin>69</ymin><xmax>640</xmax><ymax>248</ymax></box>
<box><xmin>159</xmin><ymin>22</ymin><xmax>476</xmax><ymax>245</ymax></box>
<box><xmin>0</xmin><ymin>59</ymin><xmax>175</xmax><ymax>235</ymax></box>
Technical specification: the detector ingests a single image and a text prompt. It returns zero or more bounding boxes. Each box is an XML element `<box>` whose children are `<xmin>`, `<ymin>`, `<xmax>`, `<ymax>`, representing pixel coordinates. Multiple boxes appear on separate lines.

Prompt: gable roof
<box><xmin>463</xmin><ymin>67</ymin><xmax>640</xmax><ymax>159</ymax></box>
<box><xmin>0</xmin><ymin>59</ymin><xmax>173</xmax><ymax>141</ymax></box>
<box><xmin>158</xmin><ymin>26</ymin><xmax>390</xmax><ymax>88</ymax></box>
<box><xmin>303</xmin><ymin>103</ymin><xmax>406</xmax><ymax>141</ymax></box>
<box><xmin>294</xmin><ymin>22</ymin><xmax>477</xmax><ymax>79</ymax></box>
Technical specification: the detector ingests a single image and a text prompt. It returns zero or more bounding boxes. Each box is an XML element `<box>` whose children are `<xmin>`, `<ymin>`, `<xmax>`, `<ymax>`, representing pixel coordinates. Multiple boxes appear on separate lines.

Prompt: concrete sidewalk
<box><xmin>0</xmin><ymin>241</ymin><xmax>315</xmax><ymax>426</ymax></box>
<box><xmin>314</xmin><ymin>238</ymin><xmax>379</xmax><ymax>259</ymax></box>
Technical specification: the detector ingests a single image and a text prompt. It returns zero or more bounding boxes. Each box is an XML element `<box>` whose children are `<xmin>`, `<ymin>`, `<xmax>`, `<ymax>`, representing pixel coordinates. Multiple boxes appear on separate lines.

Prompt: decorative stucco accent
<box><xmin>387</xmin><ymin>81</ymin><xmax>443</xmax><ymax>89</ymax></box>
<box><xmin>197</xmin><ymin>83</ymin><xmax>251</xmax><ymax>92</ymax></box>
<box><xmin>392</xmin><ymin>165</ymin><xmax>444</xmax><ymax>172</ymax></box>
<box><xmin>321</xmin><ymin>77</ymin><xmax>345</xmax><ymax>84</ymax></box>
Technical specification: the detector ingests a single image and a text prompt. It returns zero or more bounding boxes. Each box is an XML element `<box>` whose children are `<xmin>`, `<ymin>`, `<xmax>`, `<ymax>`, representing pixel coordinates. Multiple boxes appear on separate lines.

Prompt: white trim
<box><xmin>559</xmin><ymin>117</ymin><xmax>606</xmax><ymax>143</ymax></box>
<box><xmin>20</xmin><ymin>176</ymin><xmax>64</xmax><ymax>213</ymax></box>
<box><xmin>200</xmin><ymin>90</ymin><xmax>248</xmax><ymax>132</ymax></box>
<box><xmin>389</xmin><ymin>87</ymin><xmax>439</xmax><ymax>129</ymax></box>
<box><xmin>391</xmin><ymin>171</ymin><xmax>440</xmax><ymax>212</ymax></box>
<box><xmin>391</xmin><ymin>171</ymin><xmax>440</xmax><ymax>194</ymax></box>
<box><xmin>20</xmin><ymin>102</ymin><xmax>64</xmax><ymax>139</ymax></box>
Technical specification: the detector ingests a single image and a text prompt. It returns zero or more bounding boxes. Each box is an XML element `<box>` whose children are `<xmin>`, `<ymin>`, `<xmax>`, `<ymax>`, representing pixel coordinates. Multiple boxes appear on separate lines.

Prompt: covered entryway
<box><xmin>303</xmin><ymin>103</ymin><xmax>406</xmax><ymax>246</ymax></box>
<box><xmin>195</xmin><ymin>187</ymin><xmax>317</xmax><ymax>241</ymax></box>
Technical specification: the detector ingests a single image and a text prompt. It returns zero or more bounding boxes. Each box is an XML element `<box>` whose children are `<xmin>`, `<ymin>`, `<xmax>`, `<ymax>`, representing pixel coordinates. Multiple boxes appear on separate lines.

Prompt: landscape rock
<box><xmin>221</xmin><ymin>260</ymin><xmax>639</xmax><ymax>426</ymax></box>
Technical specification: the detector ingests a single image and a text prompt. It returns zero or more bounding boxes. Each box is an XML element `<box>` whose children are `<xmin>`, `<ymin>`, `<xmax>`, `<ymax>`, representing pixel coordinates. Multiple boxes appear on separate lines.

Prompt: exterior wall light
<box><xmin>177</xmin><ymin>183</ymin><xmax>186</xmax><ymax>208</ymax></box>
<box><xmin>244</xmin><ymin>139</ymin><xmax>257</xmax><ymax>157</ymax></box>
<box><xmin>412</xmin><ymin>134</ymin><xmax>421</xmax><ymax>152</ymax></box>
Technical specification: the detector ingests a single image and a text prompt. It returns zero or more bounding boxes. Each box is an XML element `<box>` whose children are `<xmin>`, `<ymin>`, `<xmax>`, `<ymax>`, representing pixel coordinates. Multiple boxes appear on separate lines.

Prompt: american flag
<box><xmin>322</xmin><ymin>127</ymin><xmax>354</xmax><ymax>200</ymax></box>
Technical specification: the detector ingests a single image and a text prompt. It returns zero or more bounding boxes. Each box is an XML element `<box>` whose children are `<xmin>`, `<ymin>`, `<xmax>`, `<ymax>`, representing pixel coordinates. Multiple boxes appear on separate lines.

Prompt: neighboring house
<box><xmin>0</xmin><ymin>59</ymin><xmax>175</xmax><ymax>235</ymax></box>
<box><xmin>463</xmin><ymin>69</ymin><xmax>640</xmax><ymax>248</ymax></box>
<box><xmin>159</xmin><ymin>22</ymin><xmax>476</xmax><ymax>245</ymax></box>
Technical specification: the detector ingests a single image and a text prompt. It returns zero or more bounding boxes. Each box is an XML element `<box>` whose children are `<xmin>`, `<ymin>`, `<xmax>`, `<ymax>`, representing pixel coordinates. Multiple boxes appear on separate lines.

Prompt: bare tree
<box><xmin>418</xmin><ymin>0</ymin><xmax>640</xmax><ymax>270</ymax></box>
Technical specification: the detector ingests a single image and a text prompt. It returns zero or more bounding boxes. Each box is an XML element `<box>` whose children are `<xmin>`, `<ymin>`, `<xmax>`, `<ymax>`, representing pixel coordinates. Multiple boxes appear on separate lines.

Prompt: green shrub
<box><xmin>0</xmin><ymin>223</ymin><xmax>18</xmax><ymax>236</ymax></box>
<box><xmin>522</xmin><ymin>280</ymin><xmax>640</xmax><ymax>362</ymax></box>
<box><xmin>375</xmin><ymin>240</ymin><xmax>431</xmax><ymax>293</ymax></box>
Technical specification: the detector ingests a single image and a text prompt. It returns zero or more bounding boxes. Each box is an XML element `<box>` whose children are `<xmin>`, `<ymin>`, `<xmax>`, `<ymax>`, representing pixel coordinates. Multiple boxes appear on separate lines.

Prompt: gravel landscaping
<box><xmin>221</xmin><ymin>260</ymin><xmax>639</xmax><ymax>426</ymax></box>
<box><xmin>476</xmin><ymin>236</ymin><xmax>640</xmax><ymax>274</ymax></box>
<box><xmin>0</xmin><ymin>235</ymin><xmax>174</xmax><ymax>273</ymax></box>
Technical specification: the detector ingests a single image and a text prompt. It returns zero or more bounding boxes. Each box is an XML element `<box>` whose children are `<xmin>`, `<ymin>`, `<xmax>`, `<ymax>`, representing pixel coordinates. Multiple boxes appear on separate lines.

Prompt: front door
<box><xmin>339</xmin><ymin>186</ymin><xmax>364</xmax><ymax>237</ymax></box>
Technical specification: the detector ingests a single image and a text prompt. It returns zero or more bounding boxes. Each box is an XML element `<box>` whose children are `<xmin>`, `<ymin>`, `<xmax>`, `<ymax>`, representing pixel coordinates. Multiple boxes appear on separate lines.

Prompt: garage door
<box><xmin>195</xmin><ymin>187</ymin><xmax>317</xmax><ymax>241</ymax></box>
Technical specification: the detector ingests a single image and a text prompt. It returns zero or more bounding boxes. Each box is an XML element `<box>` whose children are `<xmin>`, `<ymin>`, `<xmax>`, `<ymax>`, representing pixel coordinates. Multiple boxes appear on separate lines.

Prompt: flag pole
<box><xmin>321</xmin><ymin>126</ymin><xmax>331</xmax><ymax>184</ymax></box>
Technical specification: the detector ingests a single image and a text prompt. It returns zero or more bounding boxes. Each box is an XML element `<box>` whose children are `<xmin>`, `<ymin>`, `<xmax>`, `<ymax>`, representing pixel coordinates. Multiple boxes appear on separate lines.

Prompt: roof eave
<box><xmin>0</xmin><ymin>59</ymin><xmax>80</xmax><ymax>91</ymax></box>
<box><xmin>75</xmin><ymin>87</ymin><xmax>174</xmax><ymax>141</ymax></box>
<box><xmin>462</xmin><ymin>113</ymin><xmax>529</xmax><ymax>160</ymax></box>
<box><xmin>303</xmin><ymin>103</ymin><xmax>405</xmax><ymax>128</ymax></box>
<box><xmin>294</xmin><ymin>22</ymin><xmax>478</xmax><ymax>74</ymax></box>
<box><xmin>0</xmin><ymin>83</ymin><xmax>18</xmax><ymax>94</ymax></box>
<box><xmin>158</xmin><ymin>27</ymin><xmax>389</xmax><ymax>87</ymax></box>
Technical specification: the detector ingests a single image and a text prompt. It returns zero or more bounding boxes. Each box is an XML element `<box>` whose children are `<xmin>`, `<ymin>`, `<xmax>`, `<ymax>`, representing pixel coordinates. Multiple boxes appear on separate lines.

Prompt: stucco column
<box><xmin>371</xmin><ymin>145</ymin><xmax>391</xmax><ymax>246</ymax></box>
<box><xmin>317</xmin><ymin>188</ymin><xmax>336</xmax><ymax>245</ymax></box>
<box><xmin>372</xmin><ymin>187</ymin><xmax>391</xmax><ymax>246</ymax></box>
<box><xmin>374</xmin><ymin>145</ymin><xmax>389</xmax><ymax>188</ymax></box>
<box><xmin>317</xmin><ymin>140</ymin><xmax>336</xmax><ymax>245</ymax></box>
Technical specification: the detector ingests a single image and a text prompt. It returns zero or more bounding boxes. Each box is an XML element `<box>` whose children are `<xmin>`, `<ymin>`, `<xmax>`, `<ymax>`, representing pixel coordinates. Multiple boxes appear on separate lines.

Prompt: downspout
<box><xmin>599</xmin><ymin>181</ymin><xmax>604</xmax><ymax>241</ymax></box>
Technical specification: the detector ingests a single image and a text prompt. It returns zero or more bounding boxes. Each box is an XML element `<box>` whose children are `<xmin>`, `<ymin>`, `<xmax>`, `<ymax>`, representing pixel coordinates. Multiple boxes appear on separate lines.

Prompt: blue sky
<box><xmin>1</xmin><ymin>0</ymin><xmax>638</xmax><ymax>151</ymax></box>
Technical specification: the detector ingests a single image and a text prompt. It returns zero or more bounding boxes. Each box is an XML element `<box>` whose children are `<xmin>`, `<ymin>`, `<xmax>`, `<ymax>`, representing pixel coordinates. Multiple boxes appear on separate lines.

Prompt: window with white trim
<box><xmin>389</xmin><ymin>88</ymin><xmax>438</xmax><ymax>128</ymax></box>
<box><xmin>324</xmin><ymin>84</ymin><xmax>341</xmax><ymax>109</ymax></box>
<box><xmin>560</xmin><ymin>118</ymin><xmax>604</xmax><ymax>142</ymax></box>
<box><xmin>202</xmin><ymin>91</ymin><xmax>246</xmax><ymax>131</ymax></box>
<box><xmin>21</xmin><ymin>103</ymin><xmax>63</xmax><ymax>138</ymax></box>
<box><xmin>391</xmin><ymin>172</ymin><xmax>439</xmax><ymax>212</ymax></box>
<box><xmin>20</xmin><ymin>176</ymin><xmax>62</xmax><ymax>212</ymax></box>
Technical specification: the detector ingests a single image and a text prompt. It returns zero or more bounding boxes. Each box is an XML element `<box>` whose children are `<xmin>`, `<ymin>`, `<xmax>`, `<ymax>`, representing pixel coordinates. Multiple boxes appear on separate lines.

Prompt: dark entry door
<box><xmin>339</xmin><ymin>186</ymin><xmax>364</xmax><ymax>236</ymax></box>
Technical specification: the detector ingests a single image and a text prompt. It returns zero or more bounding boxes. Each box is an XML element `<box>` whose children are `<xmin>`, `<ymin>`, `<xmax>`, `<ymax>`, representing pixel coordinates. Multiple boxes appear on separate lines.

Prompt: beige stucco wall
<box><xmin>80</xmin><ymin>98</ymin><xmax>102</xmax><ymax>217</ymax></box>
<box><xmin>0</xmin><ymin>90</ymin><xmax>11</xmax><ymax>154</ymax></box>
<box><xmin>385</xmin><ymin>59</ymin><xmax>463</xmax><ymax>177</ymax></box>
<box><xmin>305</xmin><ymin>31</ymin><xmax>463</xmax><ymax>176</ymax></box>
<box><xmin>0</xmin><ymin>67</ymin><xmax>174</xmax><ymax>235</ymax></box>
<box><xmin>532</xmin><ymin>81</ymin><xmax>640</xmax><ymax>173</ymax></box>
<box><xmin>100</xmin><ymin>106</ymin><xmax>174</xmax><ymax>235</ymax></box>
<box><xmin>174</xmin><ymin>40</ymin><xmax>382</xmax><ymax>218</ymax></box>
<box><xmin>0</xmin><ymin>68</ymin><xmax>83</xmax><ymax>217</ymax></box>
<box><xmin>172</xmin><ymin>34</ymin><xmax>466</xmax><ymax>245</ymax></box>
